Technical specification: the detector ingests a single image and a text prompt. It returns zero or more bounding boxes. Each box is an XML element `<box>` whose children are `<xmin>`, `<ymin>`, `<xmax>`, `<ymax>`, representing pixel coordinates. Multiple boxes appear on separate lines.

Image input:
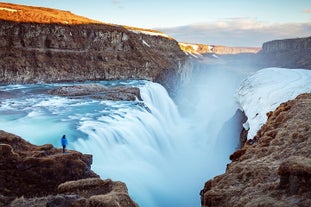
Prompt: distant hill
<box><xmin>179</xmin><ymin>42</ymin><xmax>260</xmax><ymax>57</ymax></box>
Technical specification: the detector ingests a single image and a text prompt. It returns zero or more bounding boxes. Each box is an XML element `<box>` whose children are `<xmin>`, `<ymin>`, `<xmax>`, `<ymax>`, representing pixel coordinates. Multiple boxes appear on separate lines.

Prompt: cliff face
<box><xmin>200</xmin><ymin>93</ymin><xmax>311</xmax><ymax>207</ymax></box>
<box><xmin>257</xmin><ymin>36</ymin><xmax>311</xmax><ymax>69</ymax></box>
<box><xmin>262</xmin><ymin>36</ymin><xmax>311</xmax><ymax>52</ymax></box>
<box><xmin>0</xmin><ymin>3</ymin><xmax>186</xmax><ymax>95</ymax></box>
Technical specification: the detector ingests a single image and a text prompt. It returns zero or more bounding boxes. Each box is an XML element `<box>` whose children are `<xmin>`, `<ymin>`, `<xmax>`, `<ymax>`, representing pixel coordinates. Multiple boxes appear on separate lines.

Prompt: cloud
<box><xmin>303</xmin><ymin>9</ymin><xmax>311</xmax><ymax>13</ymax></box>
<box><xmin>158</xmin><ymin>18</ymin><xmax>311</xmax><ymax>47</ymax></box>
<box><xmin>111</xmin><ymin>0</ymin><xmax>123</xmax><ymax>9</ymax></box>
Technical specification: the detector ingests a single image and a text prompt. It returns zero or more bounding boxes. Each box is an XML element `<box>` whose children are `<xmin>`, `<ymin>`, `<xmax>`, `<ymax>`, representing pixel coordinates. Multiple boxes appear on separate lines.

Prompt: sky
<box><xmin>3</xmin><ymin>0</ymin><xmax>311</xmax><ymax>46</ymax></box>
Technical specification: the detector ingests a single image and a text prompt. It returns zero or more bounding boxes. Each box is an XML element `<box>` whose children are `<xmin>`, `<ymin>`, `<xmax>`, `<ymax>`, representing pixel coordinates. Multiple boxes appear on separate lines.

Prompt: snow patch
<box><xmin>236</xmin><ymin>67</ymin><xmax>311</xmax><ymax>139</ymax></box>
<box><xmin>129</xmin><ymin>29</ymin><xmax>170</xmax><ymax>38</ymax></box>
<box><xmin>142</xmin><ymin>40</ymin><xmax>150</xmax><ymax>47</ymax></box>
<box><xmin>0</xmin><ymin>7</ymin><xmax>18</xmax><ymax>12</ymax></box>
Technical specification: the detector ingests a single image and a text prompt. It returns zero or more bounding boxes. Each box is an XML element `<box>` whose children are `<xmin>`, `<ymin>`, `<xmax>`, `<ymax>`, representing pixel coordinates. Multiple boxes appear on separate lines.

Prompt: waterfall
<box><xmin>70</xmin><ymin>64</ymin><xmax>252</xmax><ymax>207</ymax></box>
<box><xmin>0</xmin><ymin>63</ymin><xmax>255</xmax><ymax>207</ymax></box>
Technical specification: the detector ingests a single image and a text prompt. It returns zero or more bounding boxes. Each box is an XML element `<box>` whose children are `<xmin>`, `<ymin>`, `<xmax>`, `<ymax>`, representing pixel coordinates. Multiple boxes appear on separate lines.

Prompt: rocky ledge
<box><xmin>0</xmin><ymin>130</ymin><xmax>138</xmax><ymax>207</ymax></box>
<box><xmin>200</xmin><ymin>93</ymin><xmax>311</xmax><ymax>207</ymax></box>
<box><xmin>49</xmin><ymin>83</ymin><xmax>142</xmax><ymax>101</ymax></box>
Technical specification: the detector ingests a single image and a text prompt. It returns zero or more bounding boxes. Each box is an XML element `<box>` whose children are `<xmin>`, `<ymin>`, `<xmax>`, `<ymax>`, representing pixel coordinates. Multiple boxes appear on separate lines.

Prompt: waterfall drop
<box><xmin>0</xmin><ymin>62</ymin><xmax>256</xmax><ymax>207</ymax></box>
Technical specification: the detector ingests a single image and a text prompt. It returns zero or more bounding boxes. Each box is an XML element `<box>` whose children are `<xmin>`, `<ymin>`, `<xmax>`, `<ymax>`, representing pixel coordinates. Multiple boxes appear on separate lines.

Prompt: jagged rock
<box><xmin>49</xmin><ymin>84</ymin><xmax>142</xmax><ymax>101</ymax></box>
<box><xmin>200</xmin><ymin>93</ymin><xmax>311</xmax><ymax>207</ymax></box>
<box><xmin>0</xmin><ymin>130</ymin><xmax>98</xmax><ymax>197</ymax></box>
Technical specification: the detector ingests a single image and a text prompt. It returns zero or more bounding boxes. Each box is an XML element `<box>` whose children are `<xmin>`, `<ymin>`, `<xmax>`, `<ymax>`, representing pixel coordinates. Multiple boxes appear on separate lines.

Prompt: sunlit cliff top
<box><xmin>0</xmin><ymin>2</ymin><xmax>103</xmax><ymax>24</ymax></box>
<box><xmin>0</xmin><ymin>2</ymin><xmax>170</xmax><ymax>38</ymax></box>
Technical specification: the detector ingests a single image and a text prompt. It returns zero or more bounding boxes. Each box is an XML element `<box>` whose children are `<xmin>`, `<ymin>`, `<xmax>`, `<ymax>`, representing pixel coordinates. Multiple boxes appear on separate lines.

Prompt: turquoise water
<box><xmin>0</xmin><ymin>66</ymin><xmax>248</xmax><ymax>206</ymax></box>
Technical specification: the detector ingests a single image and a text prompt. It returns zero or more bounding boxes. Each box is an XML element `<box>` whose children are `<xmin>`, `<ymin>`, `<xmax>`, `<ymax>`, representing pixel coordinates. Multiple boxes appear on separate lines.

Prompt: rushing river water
<box><xmin>0</xmin><ymin>64</ymin><xmax>256</xmax><ymax>207</ymax></box>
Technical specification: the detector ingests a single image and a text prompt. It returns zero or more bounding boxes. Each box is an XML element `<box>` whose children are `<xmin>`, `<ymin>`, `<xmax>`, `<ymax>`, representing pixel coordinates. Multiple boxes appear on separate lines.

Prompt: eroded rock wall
<box><xmin>0</xmin><ymin>19</ymin><xmax>186</xmax><ymax>95</ymax></box>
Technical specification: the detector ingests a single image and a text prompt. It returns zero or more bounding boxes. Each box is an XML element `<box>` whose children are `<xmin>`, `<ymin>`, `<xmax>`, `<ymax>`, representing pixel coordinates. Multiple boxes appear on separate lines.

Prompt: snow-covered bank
<box><xmin>236</xmin><ymin>67</ymin><xmax>311</xmax><ymax>139</ymax></box>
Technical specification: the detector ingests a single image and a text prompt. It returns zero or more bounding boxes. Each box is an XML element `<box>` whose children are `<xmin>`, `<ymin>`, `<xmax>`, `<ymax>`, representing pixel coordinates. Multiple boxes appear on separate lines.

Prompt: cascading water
<box><xmin>0</xmin><ymin>63</ymin><xmax>256</xmax><ymax>207</ymax></box>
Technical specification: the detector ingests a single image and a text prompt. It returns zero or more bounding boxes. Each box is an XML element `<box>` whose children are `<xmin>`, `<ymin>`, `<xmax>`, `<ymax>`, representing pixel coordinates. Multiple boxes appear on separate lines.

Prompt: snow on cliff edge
<box><xmin>236</xmin><ymin>67</ymin><xmax>311</xmax><ymax>139</ymax></box>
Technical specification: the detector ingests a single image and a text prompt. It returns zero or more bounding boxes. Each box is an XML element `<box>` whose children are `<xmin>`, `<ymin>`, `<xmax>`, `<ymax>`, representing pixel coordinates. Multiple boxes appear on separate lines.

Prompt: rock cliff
<box><xmin>257</xmin><ymin>36</ymin><xmax>311</xmax><ymax>69</ymax></box>
<box><xmin>0</xmin><ymin>2</ymin><xmax>186</xmax><ymax>96</ymax></box>
<box><xmin>200</xmin><ymin>93</ymin><xmax>311</xmax><ymax>207</ymax></box>
<box><xmin>0</xmin><ymin>130</ymin><xmax>138</xmax><ymax>207</ymax></box>
<box><xmin>179</xmin><ymin>42</ymin><xmax>260</xmax><ymax>56</ymax></box>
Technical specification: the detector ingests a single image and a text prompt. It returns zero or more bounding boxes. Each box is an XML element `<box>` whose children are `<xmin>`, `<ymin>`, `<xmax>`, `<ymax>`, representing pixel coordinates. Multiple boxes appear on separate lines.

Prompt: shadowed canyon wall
<box><xmin>257</xmin><ymin>36</ymin><xmax>311</xmax><ymax>69</ymax></box>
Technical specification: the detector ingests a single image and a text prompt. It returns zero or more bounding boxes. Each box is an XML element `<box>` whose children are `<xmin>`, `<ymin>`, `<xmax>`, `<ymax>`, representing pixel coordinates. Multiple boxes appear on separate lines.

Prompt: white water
<box><xmin>0</xmin><ymin>64</ymin><xmax>255</xmax><ymax>206</ymax></box>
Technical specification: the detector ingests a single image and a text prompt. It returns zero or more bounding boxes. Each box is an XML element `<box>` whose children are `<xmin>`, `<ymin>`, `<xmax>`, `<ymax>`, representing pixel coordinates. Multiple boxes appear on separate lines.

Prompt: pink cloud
<box><xmin>158</xmin><ymin>19</ymin><xmax>311</xmax><ymax>47</ymax></box>
<box><xmin>303</xmin><ymin>9</ymin><xmax>311</xmax><ymax>13</ymax></box>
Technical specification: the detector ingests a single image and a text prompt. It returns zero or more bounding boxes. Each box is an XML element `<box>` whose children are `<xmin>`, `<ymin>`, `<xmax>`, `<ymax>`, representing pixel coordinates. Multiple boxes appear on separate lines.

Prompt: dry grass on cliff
<box><xmin>0</xmin><ymin>2</ymin><xmax>166</xmax><ymax>36</ymax></box>
<box><xmin>0</xmin><ymin>2</ymin><xmax>102</xmax><ymax>24</ymax></box>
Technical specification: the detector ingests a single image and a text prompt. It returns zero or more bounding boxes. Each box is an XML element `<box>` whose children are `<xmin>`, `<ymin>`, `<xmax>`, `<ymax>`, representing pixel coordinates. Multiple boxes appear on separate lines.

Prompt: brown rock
<box><xmin>0</xmin><ymin>3</ymin><xmax>187</xmax><ymax>97</ymax></box>
<box><xmin>278</xmin><ymin>156</ymin><xmax>311</xmax><ymax>194</ymax></box>
<box><xmin>56</xmin><ymin>178</ymin><xmax>138</xmax><ymax>207</ymax></box>
<box><xmin>0</xmin><ymin>130</ymin><xmax>98</xmax><ymax>197</ymax></box>
<box><xmin>201</xmin><ymin>93</ymin><xmax>311</xmax><ymax>207</ymax></box>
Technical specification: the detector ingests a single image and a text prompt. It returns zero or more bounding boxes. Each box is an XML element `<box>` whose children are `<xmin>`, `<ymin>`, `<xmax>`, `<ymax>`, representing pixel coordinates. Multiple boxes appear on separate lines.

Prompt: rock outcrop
<box><xmin>257</xmin><ymin>36</ymin><xmax>311</xmax><ymax>69</ymax></box>
<box><xmin>9</xmin><ymin>178</ymin><xmax>138</xmax><ymax>207</ymax></box>
<box><xmin>0</xmin><ymin>2</ymin><xmax>186</xmax><ymax>96</ymax></box>
<box><xmin>49</xmin><ymin>83</ymin><xmax>142</xmax><ymax>101</ymax></box>
<box><xmin>0</xmin><ymin>130</ymin><xmax>98</xmax><ymax>197</ymax></box>
<box><xmin>200</xmin><ymin>93</ymin><xmax>311</xmax><ymax>207</ymax></box>
<box><xmin>0</xmin><ymin>130</ymin><xmax>138</xmax><ymax>207</ymax></box>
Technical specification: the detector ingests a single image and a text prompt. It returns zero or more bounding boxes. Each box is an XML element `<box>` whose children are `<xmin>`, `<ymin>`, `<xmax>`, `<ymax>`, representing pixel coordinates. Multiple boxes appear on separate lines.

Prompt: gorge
<box><xmin>1</xmin><ymin>2</ymin><xmax>311</xmax><ymax>207</ymax></box>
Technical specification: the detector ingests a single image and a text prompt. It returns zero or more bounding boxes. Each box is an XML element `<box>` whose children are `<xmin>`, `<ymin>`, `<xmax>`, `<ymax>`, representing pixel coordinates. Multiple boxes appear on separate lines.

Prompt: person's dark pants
<box><xmin>63</xmin><ymin>145</ymin><xmax>66</xmax><ymax>153</ymax></box>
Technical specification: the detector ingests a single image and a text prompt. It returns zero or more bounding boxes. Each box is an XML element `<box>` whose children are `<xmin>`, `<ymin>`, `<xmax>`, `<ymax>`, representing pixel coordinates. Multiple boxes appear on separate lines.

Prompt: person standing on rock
<box><xmin>61</xmin><ymin>135</ymin><xmax>68</xmax><ymax>153</ymax></box>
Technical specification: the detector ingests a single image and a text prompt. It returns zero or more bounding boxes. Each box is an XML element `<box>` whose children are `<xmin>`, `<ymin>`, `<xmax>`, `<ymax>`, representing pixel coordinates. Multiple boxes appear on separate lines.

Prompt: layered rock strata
<box><xmin>0</xmin><ymin>3</ymin><xmax>186</xmax><ymax>96</ymax></box>
<box><xmin>200</xmin><ymin>93</ymin><xmax>311</xmax><ymax>207</ymax></box>
<box><xmin>0</xmin><ymin>130</ymin><xmax>138</xmax><ymax>207</ymax></box>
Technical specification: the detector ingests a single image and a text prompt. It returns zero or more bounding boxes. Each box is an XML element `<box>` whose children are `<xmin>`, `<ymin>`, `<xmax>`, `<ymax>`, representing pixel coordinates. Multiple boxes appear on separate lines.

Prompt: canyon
<box><xmin>0</xmin><ymin>2</ymin><xmax>311</xmax><ymax>207</ymax></box>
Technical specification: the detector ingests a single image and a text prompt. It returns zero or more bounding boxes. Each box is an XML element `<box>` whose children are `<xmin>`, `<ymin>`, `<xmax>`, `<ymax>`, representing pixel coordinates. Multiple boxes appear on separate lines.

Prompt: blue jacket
<box><xmin>61</xmin><ymin>137</ymin><xmax>68</xmax><ymax>146</ymax></box>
